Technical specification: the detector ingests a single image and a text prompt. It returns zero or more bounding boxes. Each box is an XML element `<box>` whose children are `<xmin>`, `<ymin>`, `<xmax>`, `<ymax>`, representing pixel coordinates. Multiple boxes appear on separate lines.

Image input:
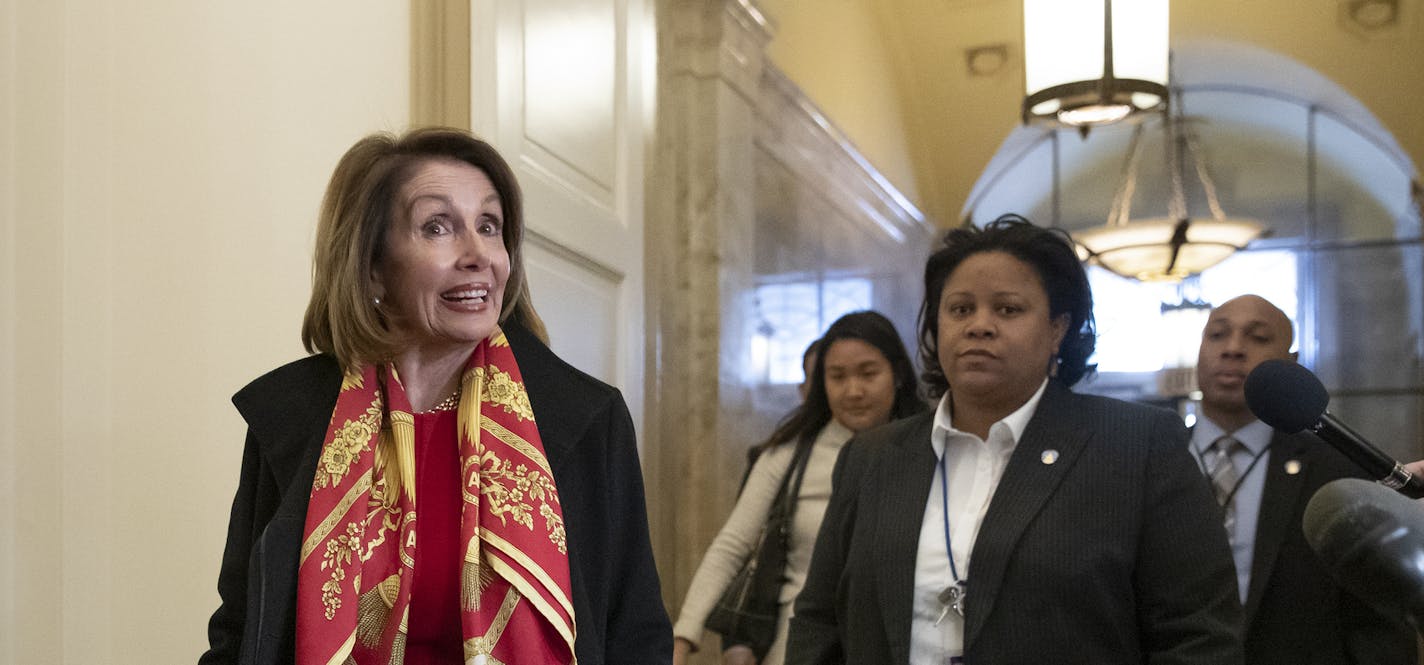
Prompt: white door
<box><xmin>471</xmin><ymin>0</ymin><xmax>649</xmax><ymax>425</ymax></box>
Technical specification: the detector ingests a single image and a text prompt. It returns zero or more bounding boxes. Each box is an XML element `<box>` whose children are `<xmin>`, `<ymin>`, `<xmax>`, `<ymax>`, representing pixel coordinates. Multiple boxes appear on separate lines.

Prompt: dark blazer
<box><xmin>787</xmin><ymin>382</ymin><xmax>1245</xmax><ymax>665</ymax></box>
<box><xmin>1238</xmin><ymin>429</ymin><xmax>1415</xmax><ymax>665</ymax></box>
<box><xmin>197</xmin><ymin>323</ymin><xmax>672</xmax><ymax>665</ymax></box>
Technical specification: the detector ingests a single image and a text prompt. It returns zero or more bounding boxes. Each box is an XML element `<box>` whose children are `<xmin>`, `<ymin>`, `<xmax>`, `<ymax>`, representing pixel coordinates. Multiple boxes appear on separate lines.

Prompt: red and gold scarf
<box><xmin>295</xmin><ymin>328</ymin><xmax>576</xmax><ymax>664</ymax></box>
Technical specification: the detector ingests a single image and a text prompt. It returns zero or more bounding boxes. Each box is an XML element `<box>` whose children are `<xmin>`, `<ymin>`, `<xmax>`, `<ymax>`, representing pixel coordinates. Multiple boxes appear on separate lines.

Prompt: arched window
<box><xmin>965</xmin><ymin>40</ymin><xmax>1423</xmax><ymax>458</ymax></box>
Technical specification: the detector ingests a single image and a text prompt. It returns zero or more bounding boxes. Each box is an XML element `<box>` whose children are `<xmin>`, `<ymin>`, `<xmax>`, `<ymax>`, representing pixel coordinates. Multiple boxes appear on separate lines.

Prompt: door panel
<box><xmin>524</xmin><ymin>0</ymin><xmax>619</xmax><ymax>193</ymax></box>
<box><xmin>524</xmin><ymin>232</ymin><xmax>622</xmax><ymax>383</ymax></box>
<box><xmin>472</xmin><ymin>0</ymin><xmax>646</xmax><ymax>423</ymax></box>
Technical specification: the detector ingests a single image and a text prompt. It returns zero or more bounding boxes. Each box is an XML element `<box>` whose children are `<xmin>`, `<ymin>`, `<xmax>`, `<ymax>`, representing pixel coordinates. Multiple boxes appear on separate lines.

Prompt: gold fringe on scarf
<box><xmin>462</xmin><ymin>555</ymin><xmax>496</xmax><ymax>611</ymax></box>
<box><xmin>378</xmin><ymin>410</ymin><xmax>418</xmax><ymax>503</ymax></box>
<box><xmin>356</xmin><ymin>574</ymin><xmax>402</xmax><ymax>648</ymax></box>
<box><xmin>356</xmin><ymin>589</ymin><xmax>390</xmax><ymax>648</ymax></box>
<box><xmin>389</xmin><ymin>630</ymin><xmax>406</xmax><ymax>665</ymax></box>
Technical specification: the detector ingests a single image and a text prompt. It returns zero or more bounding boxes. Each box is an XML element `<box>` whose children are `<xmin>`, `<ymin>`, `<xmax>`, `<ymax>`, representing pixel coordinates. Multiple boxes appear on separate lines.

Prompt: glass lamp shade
<box><xmin>1074</xmin><ymin>217</ymin><xmax>1264</xmax><ymax>282</ymax></box>
<box><xmin>1023</xmin><ymin>0</ymin><xmax>1169</xmax><ymax>127</ymax></box>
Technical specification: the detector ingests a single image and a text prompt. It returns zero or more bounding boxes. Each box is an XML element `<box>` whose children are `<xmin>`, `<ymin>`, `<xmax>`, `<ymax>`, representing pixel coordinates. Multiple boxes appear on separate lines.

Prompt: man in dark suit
<box><xmin>1192</xmin><ymin>294</ymin><xmax>1415</xmax><ymax>664</ymax></box>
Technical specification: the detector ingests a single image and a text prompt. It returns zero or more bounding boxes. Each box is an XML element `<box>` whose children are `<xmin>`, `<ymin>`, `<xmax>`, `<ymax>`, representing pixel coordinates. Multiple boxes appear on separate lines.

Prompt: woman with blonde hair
<box><xmin>199</xmin><ymin>127</ymin><xmax>670</xmax><ymax>665</ymax></box>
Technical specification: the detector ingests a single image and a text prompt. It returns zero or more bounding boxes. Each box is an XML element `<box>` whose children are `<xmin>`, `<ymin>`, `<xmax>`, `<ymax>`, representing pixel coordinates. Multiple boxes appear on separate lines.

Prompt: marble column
<box><xmin>644</xmin><ymin>0</ymin><xmax>772</xmax><ymax>634</ymax></box>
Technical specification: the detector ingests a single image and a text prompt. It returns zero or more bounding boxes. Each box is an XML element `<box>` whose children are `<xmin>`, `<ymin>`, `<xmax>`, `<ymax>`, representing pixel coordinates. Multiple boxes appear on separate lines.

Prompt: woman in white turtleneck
<box><xmin>673</xmin><ymin>311</ymin><xmax>926</xmax><ymax>665</ymax></box>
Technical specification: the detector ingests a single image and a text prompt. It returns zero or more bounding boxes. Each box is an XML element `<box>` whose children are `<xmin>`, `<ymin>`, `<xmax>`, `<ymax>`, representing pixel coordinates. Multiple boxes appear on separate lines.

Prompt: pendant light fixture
<box><xmin>1073</xmin><ymin>103</ymin><xmax>1265</xmax><ymax>282</ymax></box>
<box><xmin>1023</xmin><ymin>0</ymin><xmax>1170</xmax><ymax>127</ymax></box>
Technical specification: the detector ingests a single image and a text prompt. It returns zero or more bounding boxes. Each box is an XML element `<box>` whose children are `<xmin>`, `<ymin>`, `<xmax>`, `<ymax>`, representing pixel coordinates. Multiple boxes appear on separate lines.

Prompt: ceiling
<box><xmin>966</xmin><ymin>38</ymin><xmax>1419</xmax><ymax>241</ymax></box>
<box><xmin>774</xmin><ymin>0</ymin><xmax>1424</xmax><ymax>227</ymax></box>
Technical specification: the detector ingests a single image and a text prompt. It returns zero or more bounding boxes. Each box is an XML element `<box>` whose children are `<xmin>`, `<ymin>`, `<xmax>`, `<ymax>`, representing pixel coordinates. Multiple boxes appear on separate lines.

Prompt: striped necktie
<box><xmin>1206</xmin><ymin>435</ymin><xmax>1242</xmax><ymax>538</ymax></box>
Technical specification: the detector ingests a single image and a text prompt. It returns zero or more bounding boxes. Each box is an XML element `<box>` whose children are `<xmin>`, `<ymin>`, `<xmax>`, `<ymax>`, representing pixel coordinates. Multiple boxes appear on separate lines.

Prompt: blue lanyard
<box><xmin>939</xmin><ymin>448</ymin><xmax>962</xmax><ymax>583</ymax></box>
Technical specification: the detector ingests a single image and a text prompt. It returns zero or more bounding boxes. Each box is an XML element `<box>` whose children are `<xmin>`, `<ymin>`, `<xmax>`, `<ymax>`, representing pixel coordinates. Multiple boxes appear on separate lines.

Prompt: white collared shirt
<box><xmin>1190</xmin><ymin>416</ymin><xmax>1273</xmax><ymax>604</ymax></box>
<box><xmin>909</xmin><ymin>379</ymin><xmax>1049</xmax><ymax>662</ymax></box>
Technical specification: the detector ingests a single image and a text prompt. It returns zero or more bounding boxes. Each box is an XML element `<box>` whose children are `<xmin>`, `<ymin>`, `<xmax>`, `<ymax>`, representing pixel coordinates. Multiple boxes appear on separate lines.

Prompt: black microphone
<box><xmin>1243</xmin><ymin>359</ymin><xmax>1424</xmax><ymax>499</ymax></box>
<box><xmin>1303</xmin><ymin>478</ymin><xmax>1424</xmax><ymax>628</ymax></box>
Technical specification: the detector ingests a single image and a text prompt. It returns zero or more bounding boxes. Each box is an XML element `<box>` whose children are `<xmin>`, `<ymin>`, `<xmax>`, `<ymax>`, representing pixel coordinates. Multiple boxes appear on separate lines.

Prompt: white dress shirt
<box><xmin>909</xmin><ymin>380</ymin><xmax>1048</xmax><ymax>663</ymax></box>
<box><xmin>1190</xmin><ymin>416</ymin><xmax>1273</xmax><ymax>604</ymax></box>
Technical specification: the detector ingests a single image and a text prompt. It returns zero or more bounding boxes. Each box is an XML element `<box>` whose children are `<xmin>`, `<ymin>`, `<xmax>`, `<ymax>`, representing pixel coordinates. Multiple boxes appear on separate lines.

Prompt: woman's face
<box><xmin>936</xmin><ymin>251</ymin><xmax>1068</xmax><ymax>413</ymax></box>
<box><xmin>823</xmin><ymin>338</ymin><xmax>897</xmax><ymax>433</ymax></box>
<box><xmin>373</xmin><ymin>158</ymin><xmax>510</xmax><ymax>352</ymax></box>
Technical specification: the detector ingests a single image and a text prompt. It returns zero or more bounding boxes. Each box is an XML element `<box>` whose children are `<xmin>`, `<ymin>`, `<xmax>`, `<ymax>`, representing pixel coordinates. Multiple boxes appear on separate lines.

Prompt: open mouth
<box><xmin>442</xmin><ymin>286</ymin><xmax>490</xmax><ymax>305</ymax></box>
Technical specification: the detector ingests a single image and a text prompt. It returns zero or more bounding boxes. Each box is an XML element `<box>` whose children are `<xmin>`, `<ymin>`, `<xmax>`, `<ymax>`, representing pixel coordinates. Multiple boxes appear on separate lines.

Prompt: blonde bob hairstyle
<box><xmin>302</xmin><ymin>127</ymin><xmax>547</xmax><ymax>370</ymax></box>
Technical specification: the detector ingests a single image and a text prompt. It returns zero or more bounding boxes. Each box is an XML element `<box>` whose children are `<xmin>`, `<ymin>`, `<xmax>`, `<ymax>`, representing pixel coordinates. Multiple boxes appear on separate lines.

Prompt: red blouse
<box><xmin>405</xmin><ymin>408</ymin><xmax>464</xmax><ymax>664</ymax></box>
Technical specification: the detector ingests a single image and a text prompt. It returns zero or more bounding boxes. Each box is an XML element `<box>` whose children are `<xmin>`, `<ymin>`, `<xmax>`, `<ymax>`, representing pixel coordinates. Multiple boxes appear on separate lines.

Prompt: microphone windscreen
<box><xmin>1303</xmin><ymin>478</ymin><xmax>1424</xmax><ymax>625</ymax></box>
<box><xmin>1244</xmin><ymin>359</ymin><xmax>1329</xmax><ymax>434</ymax></box>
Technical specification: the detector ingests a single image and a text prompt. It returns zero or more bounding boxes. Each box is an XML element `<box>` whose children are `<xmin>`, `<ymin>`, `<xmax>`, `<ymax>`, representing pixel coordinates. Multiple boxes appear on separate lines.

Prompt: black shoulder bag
<box><xmin>704</xmin><ymin>439</ymin><xmax>813</xmax><ymax>659</ymax></box>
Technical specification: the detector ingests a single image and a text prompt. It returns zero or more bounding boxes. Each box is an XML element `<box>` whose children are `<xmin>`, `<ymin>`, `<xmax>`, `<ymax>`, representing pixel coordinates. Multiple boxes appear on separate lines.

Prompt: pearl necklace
<box><xmin>417</xmin><ymin>387</ymin><xmax>461</xmax><ymax>414</ymax></box>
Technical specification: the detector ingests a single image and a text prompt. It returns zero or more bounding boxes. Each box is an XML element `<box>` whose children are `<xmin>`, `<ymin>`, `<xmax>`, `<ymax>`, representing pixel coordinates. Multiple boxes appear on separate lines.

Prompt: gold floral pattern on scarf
<box><xmin>319</xmin><ymin>521</ymin><xmax>364</xmax><ymax>620</ymax></box>
<box><xmin>467</xmin><ymin>451</ymin><xmax>567</xmax><ymax>554</ymax></box>
<box><xmin>315</xmin><ymin>399</ymin><xmax>382</xmax><ymax>490</ymax></box>
<box><xmin>476</xmin><ymin>365</ymin><xmax>534</xmax><ymax>421</ymax></box>
<box><xmin>540</xmin><ymin>503</ymin><xmax>568</xmax><ymax>554</ymax></box>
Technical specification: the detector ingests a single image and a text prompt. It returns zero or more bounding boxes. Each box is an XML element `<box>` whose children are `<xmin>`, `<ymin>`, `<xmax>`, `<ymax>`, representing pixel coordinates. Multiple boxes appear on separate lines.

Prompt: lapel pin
<box><xmin>1285</xmin><ymin>459</ymin><xmax>1302</xmax><ymax>475</ymax></box>
<box><xmin>1041</xmin><ymin>449</ymin><xmax>1059</xmax><ymax>465</ymax></box>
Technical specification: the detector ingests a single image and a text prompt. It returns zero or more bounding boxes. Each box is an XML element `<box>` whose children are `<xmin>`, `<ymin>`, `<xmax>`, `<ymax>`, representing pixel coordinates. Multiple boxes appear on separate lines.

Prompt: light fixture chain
<box><xmin>1109</xmin><ymin>122</ymin><xmax>1146</xmax><ymax>227</ymax></box>
<box><xmin>1167</xmin><ymin>112</ymin><xmax>1188</xmax><ymax>220</ymax></box>
<box><xmin>1184</xmin><ymin>128</ymin><xmax>1228</xmax><ymax>221</ymax></box>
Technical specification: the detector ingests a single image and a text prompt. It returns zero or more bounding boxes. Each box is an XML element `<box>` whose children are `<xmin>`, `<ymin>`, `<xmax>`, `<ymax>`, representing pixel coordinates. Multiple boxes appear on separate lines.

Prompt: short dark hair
<box><xmin>301</xmin><ymin>127</ymin><xmax>545</xmax><ymax>369</ymax></box>
<box><xmin>917</xmin><ymin>214</ymin><xmax>1096</xmax><ymax>398</ymax></box>
<box><xmin>766</xmin><ymin>310</ymin><xmax>925</xmax><ymax>449</ymax></box>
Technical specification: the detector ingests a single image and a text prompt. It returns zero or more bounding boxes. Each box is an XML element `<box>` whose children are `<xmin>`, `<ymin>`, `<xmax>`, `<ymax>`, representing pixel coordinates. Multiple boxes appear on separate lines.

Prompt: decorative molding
<box><xmin>411</xmin><ymin>0</ymin><xmax>471</xmax><ymax>128</ymax></box>
<box><xmin>662</xmin><ymin>0</ymin><xmax>773</xmax><ymax>102</ymax></box>
<box><xmin>525</xmin><ymin>228</ymin><xmax>624</xmax><ymax>283</ymax></box>
<box><xmin>756</xmin><ymin>66</ymin><xmax>934</xmax><ymax>243</ymax></box>
<box><xmin>719</xmin><ymin>0</ymin><xmax>775</xmax><ymax>100</ymax></box>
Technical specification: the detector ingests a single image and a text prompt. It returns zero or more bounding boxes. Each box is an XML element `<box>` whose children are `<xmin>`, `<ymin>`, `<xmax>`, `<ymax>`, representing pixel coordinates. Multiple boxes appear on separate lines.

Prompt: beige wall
<box><xmin>0</xmin><ymin>0</ymin><xmax>20</xmax><ymax>657</ymax></box>
<box><xmin>1174</xmin><ymin>1</ymin><xmax>1424</xmax><ymax>196</ymax></box>
<box><xmin>0</xmin><ymin>1</ymin><xmax>409</xmax><ymax>662</ymax></box>
<box><xmin>758</xmin><ymin>0</ymin><xmax>924</xmax><ymax>213</ymax></box>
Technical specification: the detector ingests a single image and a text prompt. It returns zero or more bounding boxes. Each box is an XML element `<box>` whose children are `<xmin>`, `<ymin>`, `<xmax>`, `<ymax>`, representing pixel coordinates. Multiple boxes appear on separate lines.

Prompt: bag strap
<box><xmin>771</xmin><ymin>436</ymin><xmax>816</xmax><ymax>552</ymax></box>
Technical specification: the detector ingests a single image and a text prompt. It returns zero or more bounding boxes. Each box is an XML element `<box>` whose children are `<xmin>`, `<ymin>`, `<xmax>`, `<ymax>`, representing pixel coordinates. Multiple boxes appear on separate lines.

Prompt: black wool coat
<box><xmin>198</xmin><ymin>323</ymin><xmax>672</xmax><ymax>665</ymax></box>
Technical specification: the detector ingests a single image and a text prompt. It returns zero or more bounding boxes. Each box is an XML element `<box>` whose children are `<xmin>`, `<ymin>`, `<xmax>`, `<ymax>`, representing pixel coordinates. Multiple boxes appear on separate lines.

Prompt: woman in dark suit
<box><xmin>198</xmin><ymin>128</ymin><xmax>670</xmax><ymax>665</ymax></box>
<box><xmin>787</xmin><ymin>215</ymin><xmax>1243</xmax><ymax>664</ymax></box>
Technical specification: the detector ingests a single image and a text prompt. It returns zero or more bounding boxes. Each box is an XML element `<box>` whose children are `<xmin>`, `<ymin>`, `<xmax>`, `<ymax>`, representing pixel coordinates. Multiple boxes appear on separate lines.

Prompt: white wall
<box><xmin>0</xmin><ymin>1</ymin><xmax>409</xmax><ymax>662</ymax></box>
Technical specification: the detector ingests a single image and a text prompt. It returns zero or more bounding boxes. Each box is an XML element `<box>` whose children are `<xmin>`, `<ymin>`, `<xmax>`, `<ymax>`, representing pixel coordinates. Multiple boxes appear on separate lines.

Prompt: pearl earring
<box><xmin>373</xmin><ymin>296</ymin><xmax>382</xmax><ymax>306</ymax></box>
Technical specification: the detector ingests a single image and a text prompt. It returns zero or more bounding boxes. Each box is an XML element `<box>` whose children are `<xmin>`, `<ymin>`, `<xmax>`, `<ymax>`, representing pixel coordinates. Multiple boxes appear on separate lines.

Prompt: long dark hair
<box><xmin>764</xmin><ymin>310</ymin><xmax>925</xmax><ymax>450</ymax></box>
<box><xmin>917</xmin><ymin>214</ymin><xmax>1096</xmax><ymax>398</ymax></box>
